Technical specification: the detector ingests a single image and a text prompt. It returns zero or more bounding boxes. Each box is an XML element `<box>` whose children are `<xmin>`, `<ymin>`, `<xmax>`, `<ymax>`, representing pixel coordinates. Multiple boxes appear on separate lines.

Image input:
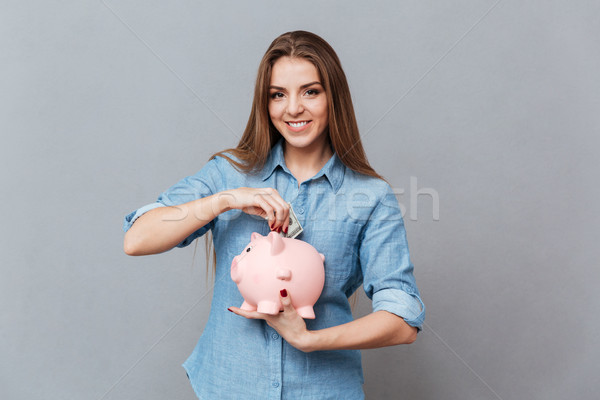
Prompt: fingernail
<box><xmin>284</xmin><ymin>226</ymin><xmax>288</xmax><ymax>234</ymax></box>
<box><xmin>227</xmin><ymin>308</ymin><xmax>233</xmax><ymax>312</ymax></box>
<box><xmin>277</xmin><ymin>227</ymin><xmax>282</xmax><ymax>233</ymax></box>
<box><xmin>270</xmin><ymin>222</ymin><xmax>274</xmax><ymax>230</ymax></box>
<box><xmin>280</xmin><ymin>289</ymin><xmax>287</xmax><ymax>297</ymax></box>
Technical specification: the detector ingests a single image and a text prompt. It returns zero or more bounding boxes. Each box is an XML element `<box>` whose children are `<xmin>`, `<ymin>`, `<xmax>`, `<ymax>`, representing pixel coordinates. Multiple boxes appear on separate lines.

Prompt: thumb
<box><xmin>279</xmin><ymin>289</ymin><xmax>294</xmax><ymax>311</ymax></box>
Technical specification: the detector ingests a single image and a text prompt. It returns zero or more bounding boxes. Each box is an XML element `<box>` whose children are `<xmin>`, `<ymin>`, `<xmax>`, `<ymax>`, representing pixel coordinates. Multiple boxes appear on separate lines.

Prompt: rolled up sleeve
<box><xmin>359</xmin><ymin>184</ymin><xmax>425</xmax><ymax>330</ymax></box>
<box><xmin>123</xmin><ymin>202</ymin><xmax>167</xmax><ymax>233</ymax></box>
<box><xmin>122</xmin><ymin>157</ymin><xmax>223</xmax><ymax>248</ymax></box>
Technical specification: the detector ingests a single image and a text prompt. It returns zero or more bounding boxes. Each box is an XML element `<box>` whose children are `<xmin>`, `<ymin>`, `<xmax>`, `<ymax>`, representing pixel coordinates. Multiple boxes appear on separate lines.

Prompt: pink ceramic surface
<box><xmin>231</xmin><ymin>232</ymin><xmax>325</xmax><ymax>319</ymax></box>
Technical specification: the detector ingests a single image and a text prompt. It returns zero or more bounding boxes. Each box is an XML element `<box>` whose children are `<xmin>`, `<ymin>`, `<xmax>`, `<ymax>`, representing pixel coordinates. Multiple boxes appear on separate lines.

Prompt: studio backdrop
<box><xmin>1</xmin><ymin>1</ymin><xmax>598</xmax><ymax>399</ymax></box>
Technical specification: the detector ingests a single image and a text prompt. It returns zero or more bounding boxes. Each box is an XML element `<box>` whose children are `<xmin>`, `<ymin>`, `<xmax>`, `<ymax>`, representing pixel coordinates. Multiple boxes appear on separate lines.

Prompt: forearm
<box><xmin>301</xmin><ymin>311</ymin><xmax>417</xmax><ymax>352</ymax></box>
<box><xmin>123</xmin><ymin>193</ymin><xmax>228</xmax><ymax>256</ymax></box>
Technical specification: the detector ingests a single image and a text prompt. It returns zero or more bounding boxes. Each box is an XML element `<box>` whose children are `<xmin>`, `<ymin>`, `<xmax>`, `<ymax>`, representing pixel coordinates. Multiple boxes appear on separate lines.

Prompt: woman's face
<box><xmin>268</xmin><ymin>57</ymin><xmax>329</xmax><ymax>153</ymax></box>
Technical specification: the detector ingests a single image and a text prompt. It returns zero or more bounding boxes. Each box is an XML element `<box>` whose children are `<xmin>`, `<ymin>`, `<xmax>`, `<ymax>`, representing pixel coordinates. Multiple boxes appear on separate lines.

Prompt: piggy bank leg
<box><xmin>295</xmin><ymin>305</ymin><xmax>316</xmax><ymax>319</ymax></box>
<box><xmin>240</xmin><ymin>301</ymin><xmax>256</xmax><ymax>311</ymax></box>
<box><xmin>257</xmin><ymin>300</ymin><xmax>280</xmax><ymax>315</ymax></box>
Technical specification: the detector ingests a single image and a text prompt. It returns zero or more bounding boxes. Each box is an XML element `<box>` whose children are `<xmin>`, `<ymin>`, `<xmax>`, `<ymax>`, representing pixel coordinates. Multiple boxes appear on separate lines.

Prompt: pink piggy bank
<box><xmin>230</xmin><ymin>231</ymin><xmax>325</xmax><ymax>319</ymax></box>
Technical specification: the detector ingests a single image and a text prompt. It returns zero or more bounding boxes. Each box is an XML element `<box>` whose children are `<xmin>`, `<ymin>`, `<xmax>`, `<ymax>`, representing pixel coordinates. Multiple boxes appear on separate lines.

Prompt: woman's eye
<box><xmin>270</xmin><ymin>92</ymin><xmax>284</xmax><ymax>99</ymax></box>
<box><xmin>305</xmin><ymin>89</ymin><xmax>320</xmax><ymax>96</ymax></box>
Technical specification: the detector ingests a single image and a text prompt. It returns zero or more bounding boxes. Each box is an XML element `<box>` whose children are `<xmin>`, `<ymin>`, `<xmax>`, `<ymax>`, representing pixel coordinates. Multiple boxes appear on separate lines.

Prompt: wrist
<box><xmin>215</xmin><ymin>190</ymin><xmax>234</xmax><ymax>213</ymax></box>
<box><xmin>297</xmin><ymin>330</ymin><xmax>320</xmax><ymax>353</ymax></box>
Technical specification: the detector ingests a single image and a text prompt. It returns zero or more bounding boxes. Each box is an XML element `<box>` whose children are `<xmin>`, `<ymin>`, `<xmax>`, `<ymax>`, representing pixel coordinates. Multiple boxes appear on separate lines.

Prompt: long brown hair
<box><xmin>205</xmin><ymin>31</ymin><xmax>383</xmax><ymax>276</ymax></box>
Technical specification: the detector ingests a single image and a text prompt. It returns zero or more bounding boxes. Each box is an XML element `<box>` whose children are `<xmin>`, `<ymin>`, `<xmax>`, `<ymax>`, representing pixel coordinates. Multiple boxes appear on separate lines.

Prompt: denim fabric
<box><xmin>123</xmin><ymin>138</ymin><xmax>425</xmax><ymax>400</ymax></box>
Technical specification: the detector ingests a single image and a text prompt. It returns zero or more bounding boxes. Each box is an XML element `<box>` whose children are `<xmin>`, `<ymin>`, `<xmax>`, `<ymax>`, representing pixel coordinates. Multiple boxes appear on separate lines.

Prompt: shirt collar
<box><xmin>261</xmin><ymin>138</ymin><xmax>345</xmax><ymax>193</ymax></box>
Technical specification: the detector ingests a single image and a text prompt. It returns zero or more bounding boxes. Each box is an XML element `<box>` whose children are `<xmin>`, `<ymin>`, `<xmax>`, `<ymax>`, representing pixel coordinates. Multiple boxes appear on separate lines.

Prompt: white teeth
<box><xmin>288</xmin><ymin>121</ymin><xmax>308</xmax><ymax>128</ymax></box>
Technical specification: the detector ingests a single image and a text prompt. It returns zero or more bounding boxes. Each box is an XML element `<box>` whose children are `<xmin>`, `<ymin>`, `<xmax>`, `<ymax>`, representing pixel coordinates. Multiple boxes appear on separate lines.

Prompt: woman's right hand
<box><xmin>219</xmin><ymin>187</ymin><xmax>290</xmax><ymax>233</ymax></box>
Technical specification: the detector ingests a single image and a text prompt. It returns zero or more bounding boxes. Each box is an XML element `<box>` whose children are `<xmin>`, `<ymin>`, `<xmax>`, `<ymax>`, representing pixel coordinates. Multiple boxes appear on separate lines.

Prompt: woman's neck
<box><xmin>283</xmin><ymin>138</ymin><xmax>333</xmax><ymax>185</ymax></box>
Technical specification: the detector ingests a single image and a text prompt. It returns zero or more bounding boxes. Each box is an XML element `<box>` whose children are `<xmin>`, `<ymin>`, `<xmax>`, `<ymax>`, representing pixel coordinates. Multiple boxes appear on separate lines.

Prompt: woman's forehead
<box><xmin>270</xmin><ymin>57</ymin><xmax>321</xmax><ymax>87</ymax></box>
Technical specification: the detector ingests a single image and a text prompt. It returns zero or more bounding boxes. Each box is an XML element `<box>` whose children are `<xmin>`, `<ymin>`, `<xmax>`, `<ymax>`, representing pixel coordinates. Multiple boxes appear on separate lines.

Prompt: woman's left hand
<box><xmin>228</xmin><ymin>290</ymin><xmax>314</xmax><ymax>352</ymax></box>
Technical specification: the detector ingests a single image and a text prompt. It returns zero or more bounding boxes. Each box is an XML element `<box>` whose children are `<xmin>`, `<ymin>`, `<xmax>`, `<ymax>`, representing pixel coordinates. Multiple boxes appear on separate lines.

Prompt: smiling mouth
<box><xmin>286</xmin><ymin>121</ymin><xmax>311</xmax><ymax>128</ymax></box>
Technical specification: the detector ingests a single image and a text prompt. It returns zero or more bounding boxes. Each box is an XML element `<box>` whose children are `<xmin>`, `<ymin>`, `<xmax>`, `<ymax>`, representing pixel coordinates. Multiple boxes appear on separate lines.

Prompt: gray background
<box><xmin>2</xmin><ymin>1</ymin><xmax>598</xmax><ymax>399</ymax></box>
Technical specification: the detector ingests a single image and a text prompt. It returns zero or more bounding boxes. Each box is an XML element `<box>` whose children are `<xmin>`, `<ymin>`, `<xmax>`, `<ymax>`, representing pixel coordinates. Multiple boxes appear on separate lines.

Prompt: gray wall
<box><xmin>2</xmin><ymin>1</ymin><xmax>598</xmax><ymax>399</ymax></box>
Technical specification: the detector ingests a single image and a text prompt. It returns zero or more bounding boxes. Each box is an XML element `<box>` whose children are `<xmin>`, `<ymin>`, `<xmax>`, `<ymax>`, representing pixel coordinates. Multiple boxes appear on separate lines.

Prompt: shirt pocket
<box><xmin>308</xmin><ymin>221</ymin><xmax>362</xmax><ymax>281</ymax></box>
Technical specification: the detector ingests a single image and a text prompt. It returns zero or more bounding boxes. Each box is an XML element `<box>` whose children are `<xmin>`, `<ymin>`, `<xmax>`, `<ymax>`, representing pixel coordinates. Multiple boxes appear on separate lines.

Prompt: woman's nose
<box><xmin>286</xmin><ymin>97</ymin><xmax>304</xmax><ymax>116</ymax></box>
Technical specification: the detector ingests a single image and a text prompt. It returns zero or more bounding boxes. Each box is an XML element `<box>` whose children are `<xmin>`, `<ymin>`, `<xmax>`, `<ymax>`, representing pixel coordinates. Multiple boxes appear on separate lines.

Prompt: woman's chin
<box><xmin>281</xmin><ymin>131</ymin><xmax>328</xmax><ymax>152</ymax></box>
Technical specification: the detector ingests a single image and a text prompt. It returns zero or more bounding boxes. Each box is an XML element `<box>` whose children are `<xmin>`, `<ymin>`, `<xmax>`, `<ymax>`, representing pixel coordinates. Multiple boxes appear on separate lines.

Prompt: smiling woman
<box><xmin>123</xmin><ymin>30</ymin><xmax>424</xmax><ymax>400</ymax></box>
<box><xmin>268</xmin><ymin>57</ymin><xmax>331</xmax><ymax>181</ymax></box>
<box><xmin>267</xmin><ymin>59</ymin><xmax>328</xmax><ymax>140</ymax></box>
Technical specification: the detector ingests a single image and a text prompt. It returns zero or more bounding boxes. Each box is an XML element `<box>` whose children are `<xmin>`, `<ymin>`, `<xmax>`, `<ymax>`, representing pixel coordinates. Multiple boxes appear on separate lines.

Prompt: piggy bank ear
<box><xmin>251</xmin><ymin>232</ymin><xmax>262</xmax><ymax>242</ymax></box>
<box><xmin>267</xmin><ymin>231</ymin><xmax>285</xmax><ymax>255</ymax></box>
<box><xmin>319</xmin><ymin>253</ymin><xmax>325</xmax><ymax>262</ymax></box>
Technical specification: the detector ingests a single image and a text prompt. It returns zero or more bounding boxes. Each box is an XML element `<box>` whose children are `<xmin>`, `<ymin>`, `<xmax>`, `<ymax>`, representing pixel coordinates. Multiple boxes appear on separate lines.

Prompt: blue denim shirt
<box><xmin>123</xmin><ymin>138</ymin><xmax>425</xmax><ymax>400</ymax></box>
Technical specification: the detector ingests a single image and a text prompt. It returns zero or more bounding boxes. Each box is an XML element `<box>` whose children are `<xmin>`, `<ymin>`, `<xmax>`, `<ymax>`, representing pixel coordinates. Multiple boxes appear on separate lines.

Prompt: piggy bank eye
<box><xmin>245</xmin><ymin>246</ymin><xmax>252</xmax><ymax>253</ymax></box>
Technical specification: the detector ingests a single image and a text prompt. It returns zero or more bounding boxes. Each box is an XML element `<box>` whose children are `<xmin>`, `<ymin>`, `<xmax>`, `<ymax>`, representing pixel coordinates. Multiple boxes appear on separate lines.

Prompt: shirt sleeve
<box><xmin>122</xmin><ymin>157</ymin><xmax>223</xmax><ymax>248</ymax></box>
<box><xmin>359</xmin><ymin>184</ymin><xmax>425</xmax><ymax>331</ymax></box>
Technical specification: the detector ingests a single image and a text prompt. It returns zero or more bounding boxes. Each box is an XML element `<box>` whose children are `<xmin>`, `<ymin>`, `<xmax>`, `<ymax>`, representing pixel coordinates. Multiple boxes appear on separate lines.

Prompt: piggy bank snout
<box><xmin>276</xmin><ymin>268</ymin><xmax>292</xmax><ymax>281</ymax></box>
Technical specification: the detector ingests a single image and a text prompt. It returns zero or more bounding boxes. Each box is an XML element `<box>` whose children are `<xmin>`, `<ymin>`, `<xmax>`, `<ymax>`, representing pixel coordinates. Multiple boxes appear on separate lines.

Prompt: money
<box><xmin>284</xmin><ymin>203</ymin><xmax>303</xmax><ymax>239</ymax></box>
<box><xmin>266</xmin><ymin>202</ymin><xmax>303</xmax><ymax>239</ymax></box>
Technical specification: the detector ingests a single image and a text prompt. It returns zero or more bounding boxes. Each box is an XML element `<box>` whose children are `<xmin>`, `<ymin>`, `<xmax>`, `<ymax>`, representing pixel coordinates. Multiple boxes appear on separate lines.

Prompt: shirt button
<box><xmin>271</xmin><ymin>333</ymin><xmax>279</xmax><ymax>340</ymax></box>
<box><xmin>272</xmin><ymin>381</ymin><xmax>279</xmax><ymax>388</ymax></box>
<box><xmin>296</xmin><ymin>206</ymin><xmax>305</xmax><ymax>214</ymax></box>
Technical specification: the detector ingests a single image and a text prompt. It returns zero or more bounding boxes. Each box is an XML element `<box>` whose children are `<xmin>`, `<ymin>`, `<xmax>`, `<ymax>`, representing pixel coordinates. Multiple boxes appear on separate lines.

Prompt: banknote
<box><xmin>284</xmin><ymin>203</ymin><xmax>303</xmax><ymax>239</ymax></box>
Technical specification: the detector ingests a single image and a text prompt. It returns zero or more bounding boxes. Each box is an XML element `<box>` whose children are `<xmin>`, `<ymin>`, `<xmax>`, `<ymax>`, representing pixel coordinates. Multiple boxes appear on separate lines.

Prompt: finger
<box><xmin>242</xmin><ymin>205</ymin><xmax>267</xmax><ymax>219</ymax></box>
<box><xmin>282</xmin><ymin>202</ymin><xmax>291</xmax><ymax>235</ymax></box>
<box><xmin>261</xmin><ymin>195</ymin><xmax>287</xmax><ymax>232</ymax></box>
<box><xmin>260</xmin><ymin>192</ymin><xmax>285</xmax><ymax>229</ymax></box>
<box><xmin>264</xmin><ymin>191</ymin><xmax>290</xmax><ymax>232</ymax></box>
<box><xmin>254</xmin><ymin>195</ymin><xmax>276</xmax><ymax>228</ymax></box>
<box><xmin>273</xmin><ymin>198</ymin><xmax>290</xmax><ymax>232</ymax></box>
<box><xmin>279</xmin><ymin>289</ymin><xmax>295</xmax><ymax>312</ymax></box>
<box><xmin>227</xmin><ymin>307</ymin><xmax>266</xmax><ymax>320</ymax></box>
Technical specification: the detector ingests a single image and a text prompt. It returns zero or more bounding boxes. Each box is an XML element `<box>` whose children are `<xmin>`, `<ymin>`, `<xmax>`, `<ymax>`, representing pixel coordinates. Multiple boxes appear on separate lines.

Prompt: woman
<box><xmin>123</xmin><ymin>30</ymin><xmax>424</xmax><ymax>400</ymax></box>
